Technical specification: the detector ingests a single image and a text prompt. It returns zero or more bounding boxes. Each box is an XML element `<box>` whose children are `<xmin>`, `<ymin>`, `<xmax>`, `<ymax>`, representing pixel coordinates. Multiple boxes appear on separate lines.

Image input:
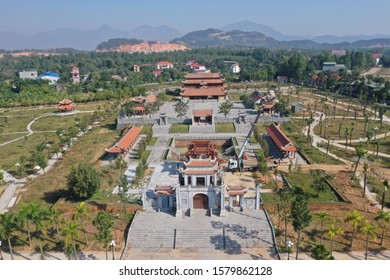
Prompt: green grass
<box><xmin>0</xmin><ymin>133</ymin><xmax>29</xmax><ymax>145</ymax></box>
<box><xmin>314</xmin><ymin>119</ymin><xmax>390</xmax><ymax>140</ymax></box>
<box><xmin>261</xmin><ymin>193</ymin><xmax>279</xmax><ymax>205</ymax></box>
<box><xmin>31</xmin><ymin>115</ymin><xmax>78</xmax><ymax>131</ymax></box>
<box><xmin>148</xmin><ymin>137</ymin><xmax>158</xmax><ymax>146</ymax></box>
<box><xmin>0</xmin><ymin>115</ymin><xmax>34</xmax><ymax>133</ymax></box>
<box><xmin>170</xmin><ymin>124</ymin><xmax>189</xmax><ymax>134</ymax></box>
<box><xmin>162</xmin><ymin>149</ymin><xmax>169</xmax><ymax>160</ymax></box>
<box><xmin>142</xmin><ymin>150</ymin><xmax>152</xmax><ymax>162</ymax></box>
<box><xmin>140</xmin><ymin>124</ymin><xmax>153</xmax><ymax>135</ymax></box>
<box><xmin>216</xmin><ymin>122</ymin><xmax>235</xmax><ymax>133</ymax></box>
<box><xmin>284</xmin><ymin>172</ymin><xmax>341</xmax><ymax>203</ymax></box>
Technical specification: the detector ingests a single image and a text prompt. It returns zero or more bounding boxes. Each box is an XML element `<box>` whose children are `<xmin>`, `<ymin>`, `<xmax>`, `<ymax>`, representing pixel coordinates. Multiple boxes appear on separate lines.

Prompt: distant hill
<box><xmin>0</xmin><ymin>25</ymin><xmax>182</xmax><ymax>51</ymax></box>
<box><xmin>96</xmin><ymin>39</ymin><xmax>188</xmax><ymax>53</ymax></box>
<box><xmin>172</xmin><ymin>28</ymin><xmax>390</xmax><ymax>50</ymax></box>
<box><xmin>171</xmin><ymin>28</ymin><xmax>278</xmax><ymax>47</ymax></box>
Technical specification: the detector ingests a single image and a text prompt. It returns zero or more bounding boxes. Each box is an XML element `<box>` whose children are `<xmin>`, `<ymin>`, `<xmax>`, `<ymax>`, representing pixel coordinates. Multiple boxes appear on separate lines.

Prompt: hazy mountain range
<box><xmin>1</xmin><ymin>21</ymin><xmax>390</xmax><ymax>50</ymax></box>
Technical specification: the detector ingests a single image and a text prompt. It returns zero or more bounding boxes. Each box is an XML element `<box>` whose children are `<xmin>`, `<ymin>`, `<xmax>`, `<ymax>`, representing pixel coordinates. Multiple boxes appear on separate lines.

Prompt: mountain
<box><xmin>221</xmin><ymin>21</ymin><xmax>297</xmax><ymax>41</ymax></box>
<box><xmin>172</xmin><ymin>28</ymin><xmax>278</xmax><ymax>47</ymax></box>
<box><xmin>172</xmin><ymin>28</ymin><xmax>390</xmax><ymax>50</ymax></box>
<box><xmin>222</xmin><ymin>20</ymin><xmax>390</xmax><ymax>44</ymax></box>
<box><xmin>0</xmin><ymin>25</ymin><xmax>182</xmax><ymax>50</ymax></box>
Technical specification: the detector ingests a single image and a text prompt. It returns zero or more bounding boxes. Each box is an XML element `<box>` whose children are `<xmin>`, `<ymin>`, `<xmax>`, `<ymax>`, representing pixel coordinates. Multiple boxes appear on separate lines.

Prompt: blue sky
<box><xmin>1</xmin><ymin>0</ymin><xmax>388</xmax><ymax>36</ymax></box>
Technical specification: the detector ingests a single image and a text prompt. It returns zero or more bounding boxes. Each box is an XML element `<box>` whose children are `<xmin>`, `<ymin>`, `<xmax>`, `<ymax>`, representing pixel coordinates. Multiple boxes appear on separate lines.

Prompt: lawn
<box><xmin>283</xmin><ymin>172</ymin><xmax>342</xmax><ymax>203</ymax></box>
<box><xmin>31</xmin><ymin>115</ymin><xmax>78</xmax><ymax>131</ymax></box>
<box><xmin>148</xmin><ymin>137</ymin><xmax>158</xmax><ymax>146</ymax></box>
<box><xmin>0</xmin><ymin>133</ymin><xmax>28</xmax><ymax>145</ymax></box>
<box><xmin>348</xmin><ymin>138</ymin><xmax>390</xmax><ymax>155</ymax></box>
<box><xmin>170</xmin><ymin>124</ymin><xmax>189</xmax><ymax>134</ymax></box>
<box><xmin>0</xmin><ymin>115</ymin><xmax>35</xmax><ymax>133</ymax></box>
<box><xmin>0</xmin><ymin>132</ymin><xmax>59</xmax><ymax>171</ymax></box>
<box><xmin>19</xmin><ymin>115</ymin><xmax>121</xmax><ymax>204</ymax></box>
<box><xmin>216</xmin><ymin>122</ymin><xmax>235</xmax><ymax>133</ymax></box>
<box><xmin>314</xmin><ymin>119</ymin><xmax>390</xmax><ymax>141</ymax></box>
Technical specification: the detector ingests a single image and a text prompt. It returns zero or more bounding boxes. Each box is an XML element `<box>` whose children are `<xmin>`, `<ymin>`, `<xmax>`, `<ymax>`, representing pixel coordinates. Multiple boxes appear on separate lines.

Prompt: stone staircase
<box><xmin>189</xmin><ymin>124</ymin><xmax>215</xmax><ymax>134</ymax></box>
<box><xmin>127</xmin><ymin>229</ymin><xmax>175</xmax><ymax>248</ymax></box>
<box><xmin>176</xmin><ymin>230</ymin><xmax>224</xmax><ymax>248</ymax></box>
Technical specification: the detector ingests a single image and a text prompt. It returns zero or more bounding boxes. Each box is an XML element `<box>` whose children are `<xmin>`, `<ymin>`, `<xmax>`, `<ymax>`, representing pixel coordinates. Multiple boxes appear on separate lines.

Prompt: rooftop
<box><xmin>265</xmin><ymin>123</ymin><xmax>297</xmax><ymax>151</ymax></box>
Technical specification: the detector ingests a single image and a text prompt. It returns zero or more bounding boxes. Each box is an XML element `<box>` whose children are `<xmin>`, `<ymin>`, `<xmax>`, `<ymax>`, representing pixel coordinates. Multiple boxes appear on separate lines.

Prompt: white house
<box><xmin>230</xmin><ymin>63</ymin><xmax>241</xmax><ymax>74</ymax></box>
<box><xmin>19</xmin><ymin>70</ymin><xmax>38</xmax><ymax>80</ymax></box>
<box><xmin>156</xmin><ymin>61</ymin><xmax>173</xmax><ymax>70</ymax></box>
<box><xmin>322</xmin><ymin>62</ymin><xmax>345</xmax><ymax>72</ymax></box>
<box><xmin>39</xmin><ymin>71</ymin><xmax>60</xmax><ymax>84</ymax></box>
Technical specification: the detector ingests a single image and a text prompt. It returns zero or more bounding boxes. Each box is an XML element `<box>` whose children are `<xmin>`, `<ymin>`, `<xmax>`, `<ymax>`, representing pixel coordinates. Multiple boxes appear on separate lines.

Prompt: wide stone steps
<box><xmin>127</xmin><ymin>230</ymin><xmax>175</xmax><ymax>248</ymax></box>
<box><xmin>127</xmin><ymin>228</ymin><xmax>274</xmax><ymax>249</ymax></box>
<box><xmin>189</xmin><ymin>124</ymin><xmax>215</xmax><ymax>134</ymax></box>
<box><xmin>176</xmin><ymin>230</ymin><xmax>224</xmax><ymax>248</ymax></box>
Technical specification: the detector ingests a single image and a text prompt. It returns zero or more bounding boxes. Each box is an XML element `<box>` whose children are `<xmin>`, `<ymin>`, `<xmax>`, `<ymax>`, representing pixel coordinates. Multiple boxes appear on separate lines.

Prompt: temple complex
<box><xmin>180</xmin><ymin>73</ymin><xmax>227</xmax><ymax>100</ymax></box>
<box><xmin>104</xmin><ymin>126</ymin><xmax>142</xmax><ymax>157</ymax></box>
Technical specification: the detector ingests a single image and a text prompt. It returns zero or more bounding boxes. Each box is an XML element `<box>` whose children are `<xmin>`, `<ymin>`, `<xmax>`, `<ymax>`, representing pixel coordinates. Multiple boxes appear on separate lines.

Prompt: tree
<box><xmin>291</xmin><ymin>194</ymin><xmax>312</xmax><ymax>260</ymax></box>
<box><xmin>276</xmin><ymin>188</ymin><xmax>293</xmax><ymax>247</ymax></box>
<box><xmin>0</xmin><ymin>212</ymin><xmax>19</xmax><ymax>260</ymax></box>
<box><xmin>344</xmin><ymin>127</ymin><xmax>350</xmax><ymax>151</ymax></box>
<box><xmin>359</xmin><ymin>220</ymin><xmax>378</xmax><ymax>260</ymax></box>
<box><xmin>328</xmin><ymin>224</ymin><xmax>343</xmax><ymax>259</ymax></box>
<box><xmin>362</xmin><ymin>161</ymin><xmax>368</xmax><ymax>198</ymax></box>
<box><xmin>92</xmin><ymin>211</ymin><xmax>114</xmax><ymax>260</ymax></box>
<box><xmin>374</xmin><ymin>210</ymin><xmax>390</xmax><ymax>246</ymax></box>
<box><xmin>48</xmin><ymin>206</ymin><xmax>64</xmax><ymax>240</ymax></box>
<box><xmin>351</xmin><ymin>146</ymin><xmax>366</xmax><ymax>180</ymax></box>
<box><xmin>18</xmin><ymin>202</ymin><xmax>40</xmax><ymax>246</ymax></box>
<box><xmin>174</xmin><ymin>100</ymin><xmax>189</xmax><ymax>118</ymax></box>
<box><xmin>310</xmin><ymin>244</ymin><xmax>332</xmax><ymax>260</ymax></box>
<box><xmin>306</xmin><ymin>117</ymin><xmax>314</xmax><ymax>145</ymax></box>
<box><xmin>67</xmin><ymin>163</ymin><xmax>101</xmax><ymax>200</ymax></box>
<box><xmin>218</xmin><ymin>100</ymin><xmax>234</xmax><ymax>118</ymax></box>
<box><xmin>30</xmin><ymin>205</ymin><xmax>49</xmax><ymax>260</ymax></box>
<box><xmin>62</xmin><ymin>221</ymin><xmax>79</xmax><ymax>260</ymax></box>
<box><xmin>314</xmin><ymin>211</ymin><xmax>333</xmax><ymax>245</ymax></box>
<box><xmin>345</xmin><ymin>210</ymin><xmax>363</xmax><ymax>247</ymax></box>
<box><xmin>381</xmin><ymin>179</ymin><xmax>389</xmax><ymax>210</ymax></box>
<box><xmin>73</xmin><ymin>202</ymin><xmax>90</xmax><ymax>245</ymax></box>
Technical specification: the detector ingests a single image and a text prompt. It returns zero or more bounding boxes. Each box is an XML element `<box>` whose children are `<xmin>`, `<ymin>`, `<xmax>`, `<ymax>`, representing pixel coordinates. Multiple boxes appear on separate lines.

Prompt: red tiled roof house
<box><xmin>265</xmin><ymin>123</ymin><xmax>299</xmax><ymax>159</ymax></box>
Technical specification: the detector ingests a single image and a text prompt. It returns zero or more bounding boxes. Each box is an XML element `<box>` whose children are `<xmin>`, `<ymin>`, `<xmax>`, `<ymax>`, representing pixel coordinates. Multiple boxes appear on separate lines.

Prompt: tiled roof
<box><xmin>185</xmin><ymin>73</ymin><xmax>221</xmax><ymax>79</ymax></box>
<box><xmin>184</xmin><ymin>158</ymin><xmax>216</xmax><ymax>167</ymax></box>
<box><xmin>105</xmin><ymin>126</ymin><xmax>142</xmax><ymax>154</ymax></box>
<box><xmin>134</xmin><ymin>106</ymin><xmax>146</xmax><ymax>111</ymax></box>
<box><xmin>193</xmin><ymin>109</ymin><xmax>213</xmax><ymax>117</ymax></box>
<box><xmin>59</xmin><ymin>99</ymin><xmax>73</xmax><ymax>105</ymax></box>
<box><xmin>181</xmin><ymin>87</ymin><xmax>226</xmax><ymax>97</ymax></box>
<box><xmin>145</xmin><ymin>93</ymin><xmax>157</xmax><ymax>103</ymax></box>
<box><xmin>156</xmin><ymin>61</ymin><xmax>173</xmax><ymax>65</ymax></box>
<box><xmin>265</xmin><ymin>124</ymin><xmax>296</xmax><ymax>150</ymax></box>
<box><xmin>182</xmin><ymin>169</ymin><xmax>217</xmax><ymax>175</ymax></box>
<box><xmin>182</xmin><ymin>79</ymin><xmax>224</xmax><ymax>85</ymax></box>
<box><xmin>58</xmin><ymin>104</ymin><xmax>75</xmax><ymax>111</ymax></box>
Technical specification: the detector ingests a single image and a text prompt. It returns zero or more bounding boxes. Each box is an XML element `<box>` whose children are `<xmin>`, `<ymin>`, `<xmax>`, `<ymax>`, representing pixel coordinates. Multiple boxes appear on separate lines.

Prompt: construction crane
<box><xmin>228</xmin><ymin>109</ymin><xmax>262</xmax><ymax>172</ymax></box>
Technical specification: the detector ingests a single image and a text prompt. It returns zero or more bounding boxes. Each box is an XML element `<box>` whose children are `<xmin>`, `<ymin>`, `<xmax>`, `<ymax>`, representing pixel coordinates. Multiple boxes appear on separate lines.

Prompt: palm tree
<box><xmin>31</xmin><ymin>206</ymin><xmax>49</xmax><ymax>260</ymax></box>
<box><xmin>73</xmin><ymin>202</ymin><xmax>90</xmax><ymax>245</ymax></box>
<box><xmin>374</xmin><ymin>210</ymin><xmax>390</xmax><ymax>246</ymax></box>
<box><xmin>381</xmin><ymin>179</ymin><xmax>389</xmax><ymax>210</ymax></box>
<box><xmin>351</xmin><ymin>146</ymin><xmax>366</xmax><ymax>180</ymax></box>
<box><xmin>0</xmin><ymin>213</ymin><xmax>19</xmax><ymax>260</ymax></box>
<box><xmin>328</xmin><ymin>224</ymin><xmax>343</xmax><ymax>259</ymax></box>
<box><xmin>48</xmin><ymin>206</ymin><xmax>64</xmax><ymax>241</ymax></box>
<box><xmin>18</xmin><ymin>202</ymin><xmax>40</xmax><ymax>246</ymax></box>
<box><xmin>345</xmin><ymin>210</ymin><xmax>363</xmax><ymax>247</ymax></box>
<box><xmin>314</xmin><ymin>211</ymin><xmax>333</xmax><ymax>245</ymax></box>
<box><xmin>359</xmin><ymin>220</ymin><xmax>378</xmax><ymax>260</ymax></box>
<box><xmin>362</xmin><ymin>161</ymin><xmax>369</xmax><ymax>198</ymax></box>
<box><xmin>62</xmin><ymin>221</ymin><xmax>80</xmax><ymax>260</ymax></box>
<box><xmin>363</xmin><ymin>114</ymin><xmax>369</xmax><ymax>133</ymax></box>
